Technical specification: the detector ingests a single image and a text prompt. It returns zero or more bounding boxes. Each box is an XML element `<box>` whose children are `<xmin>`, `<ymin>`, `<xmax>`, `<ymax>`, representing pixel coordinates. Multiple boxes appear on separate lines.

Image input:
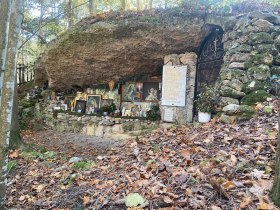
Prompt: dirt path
<box><xmin>21</xmin><ymin>129</ymin><xmax>129</xmax><ymax>158</ymax></box>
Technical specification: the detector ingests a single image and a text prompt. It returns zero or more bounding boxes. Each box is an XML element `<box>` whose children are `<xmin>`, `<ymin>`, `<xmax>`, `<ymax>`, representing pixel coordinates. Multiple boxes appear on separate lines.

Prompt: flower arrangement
<box><xmin>196</xmin><ymin>86</ymin><xmax>215</xmax><ymax>113</ymax></box>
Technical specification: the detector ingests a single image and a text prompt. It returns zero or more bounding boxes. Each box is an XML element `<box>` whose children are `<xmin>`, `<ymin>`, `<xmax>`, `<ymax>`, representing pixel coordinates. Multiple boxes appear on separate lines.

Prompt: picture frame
<box><xmin>101</xmin><ymin>99</ymin><xmax>114</xmax><ymax>108</ymax></box>
<box><xmin>75</xmin><ymin>100</ymin><xmax>86</xmax><ymax>113</ymax></box>
<box><xmin>143</xmin><ymin>82</ymin><xmax>160</xmax><ymax>101</ymax></box>
<box><xmin>131</xmin><ymin>104</ymin><xmax>141</xmax><ymax>117</ymax></box>
<box><xmin>122</xmin><ymin>82</ymin><xmax>143</xmax><ymax>101</ymax></box>
<box><xmin>66</xmin><ymin>96</ymin><xmax>75</xmax><ymax>111</ymax></box>
<box><xmin>86</xmin><ymin>95</ymin><xmax>101</xmax><ymax>114</ymax></box>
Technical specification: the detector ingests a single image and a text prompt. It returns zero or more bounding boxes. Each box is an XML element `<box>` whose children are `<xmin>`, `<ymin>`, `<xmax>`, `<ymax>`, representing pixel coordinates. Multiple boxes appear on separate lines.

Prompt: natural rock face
<box><xmin>35</xmin><ymin>9</ymin><xmax>280</xmax><ymax>114</ymax></box>
<box><xmin>38</xmin><ymin>11</ymin><xmax>219</xmax><ymax>90</ymax></box>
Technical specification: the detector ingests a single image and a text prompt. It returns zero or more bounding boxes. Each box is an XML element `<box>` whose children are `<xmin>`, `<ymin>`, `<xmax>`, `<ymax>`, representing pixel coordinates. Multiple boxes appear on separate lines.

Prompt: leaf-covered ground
<box><xmin>6</xmin><ymin>100</ymin><xmax>279</xmax><ymax>210</ymax></box>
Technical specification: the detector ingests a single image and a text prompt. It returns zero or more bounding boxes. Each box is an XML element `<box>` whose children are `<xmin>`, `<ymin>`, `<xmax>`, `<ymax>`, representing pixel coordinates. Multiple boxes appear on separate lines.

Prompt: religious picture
<box><xmin>75</xmin><ymin>100</ymin><xmax>86</xmax><ymax>113</ymax></box>
<box><xmin>122</xmin><ymin>83</ymin><xmax>138</xmax><ymax>101</ymax></box>
<box><xmin>143</xmin><ymin>82</ymin><xmax>160</xmax><ymax>101</ymax></box>
<box><xmin>66</xmin><ymin>96</ymin><xmax>75</xmax><ymax>111</ymax></box>
<box><xmin>131</xmin><ymin>104</ymin><xmax>141</xmax><ymax>117</ymax></box>
<box><xmin>101</xmin><ymin>99</ymin><xmax>113</xmax><ymax>108</ymax></box>
<box><xmin>86</xmin><ymin>95</ymin><xmax>101</xmax><ymax>114</ymax></box>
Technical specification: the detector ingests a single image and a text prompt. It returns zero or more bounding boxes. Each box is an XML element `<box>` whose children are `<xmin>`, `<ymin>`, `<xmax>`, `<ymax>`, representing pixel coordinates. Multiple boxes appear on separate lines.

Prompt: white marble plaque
<box><xmin>163</xmin><ymin>108</ymin><xmax>174</xmax><ymax>122</ymax></box>
<box><xmin>162</xmin><ymin>66</ymin><xmax>187</xmax><ymax>106</ymax></box>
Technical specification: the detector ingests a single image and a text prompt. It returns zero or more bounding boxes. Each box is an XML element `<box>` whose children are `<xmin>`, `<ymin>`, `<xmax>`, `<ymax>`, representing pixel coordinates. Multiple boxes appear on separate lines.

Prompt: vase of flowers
<box><xmin>196</xmin><ymin>86</ymin><xmax>214</xmax><ymax>123</ymax></box>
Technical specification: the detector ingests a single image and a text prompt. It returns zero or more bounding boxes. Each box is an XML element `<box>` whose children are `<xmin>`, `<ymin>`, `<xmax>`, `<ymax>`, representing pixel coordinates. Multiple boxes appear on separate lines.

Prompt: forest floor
<box><xmin>6</xmin><ymin>99</ymin><xmax>280</xmax><ymax>210</ymax></box>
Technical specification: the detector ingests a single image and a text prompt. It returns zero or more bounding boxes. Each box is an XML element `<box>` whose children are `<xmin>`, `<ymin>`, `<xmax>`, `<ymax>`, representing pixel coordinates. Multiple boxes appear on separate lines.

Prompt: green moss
<box><xmin>71</xmin><ymin>160</ymin><xmax>94</xmax><ymax>170</ymax></box>
<box><xmin>273</xmin><ymin>55</ymin><xmax>280</xmax><ymax>65</ymax></box>
<box><xmin>9</xmin><ymin>130</ymin><xmax>22</xmax><ymax>149</ymax></box>
<box><xmin>19</xmin><ymin>99</ymin><xmax>36</xmax><ymax>108</ymax></box>
<box><xmin>122</xmin><ymin>122</ymin><xmax>134</xmax><ymax>132</ymax></box>
<box><xmin>241</xmin><ymin>90</ymin><xmax>270</xmax><ymax>105</ymax></box>
<box><xmin>249</xmin><ymin>32</ymin><xmax>273</xmax><ymax>45</ymax></box>
<box><xmin>254</xmin><ymin>44</ymin><xmax>278</xmax><ymax>55</ymax></box>
<box><xmin>235</xmin><ymin>44</ymin><xmax>252</xmax><ymax>53</ymax></box>
<box><xmin>244</xmin><ymin>62</ymin><xmax>254</xmax><ymax>69</ymax></box>
<box><xmin>237</xmin><ymin>105</ymin><xmax>256</xmax><ymax>121</ymax></box>
<box><xmin>263</xmin><ymin>106</ymin><xmax>273</xmax><ymax>115</ymax></box>
<box><xmin>250</xmin><ymin>53</ymin><xmax>273</xmax><ymax>65</ymax></box>
<box><xmin>271</xmin><ymin>66</ymin><xmax>280</xmax><ymax>76</ymax></box>
<box><xmin>247</xmin><ymin>64</ymin><xmax>270</xmax><ymax>81</ymax></box>
<box><xmin>275</xmin><ymin>35</ymin><xmax>280</xmax><ymax>51</ymax></box>
<box><xmin>242</xmin><ymin>80</ymin><xmax>270</xmax><ymax>94</ymax></box>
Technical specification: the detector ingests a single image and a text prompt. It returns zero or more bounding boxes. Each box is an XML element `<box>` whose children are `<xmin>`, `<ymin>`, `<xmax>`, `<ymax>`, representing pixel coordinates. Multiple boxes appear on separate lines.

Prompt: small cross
<box><xmin>213</xmin><ymin>37</ymin><xmax>218</xmax><ymax>52</ymax></box>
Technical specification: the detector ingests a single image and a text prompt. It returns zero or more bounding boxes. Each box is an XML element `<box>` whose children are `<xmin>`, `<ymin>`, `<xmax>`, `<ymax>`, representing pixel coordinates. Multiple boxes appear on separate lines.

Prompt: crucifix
<box><xmin>213</xmin><ymin>37</ymin><xmax>218</xmax><ymax>52</ymax></box>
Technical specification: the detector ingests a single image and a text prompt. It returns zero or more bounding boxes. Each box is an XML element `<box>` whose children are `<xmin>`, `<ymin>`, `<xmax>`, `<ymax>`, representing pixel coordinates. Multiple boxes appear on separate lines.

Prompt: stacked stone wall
<box><xmin>217</xmin><ymin>11</ymin><xmax>280</xmax><ymax>106</ymax></box>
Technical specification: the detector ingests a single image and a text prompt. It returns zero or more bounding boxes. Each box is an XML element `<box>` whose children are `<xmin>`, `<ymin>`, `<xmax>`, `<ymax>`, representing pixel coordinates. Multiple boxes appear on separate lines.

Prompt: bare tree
<box><xmin>0</xmin><ymin>0</ymin><xmax>23</xmax><ymax>207</ymax></box>
<box><xmin>88</xmin><ymin>0</ymin><xmax>97</xmax><ymax>16</ymax></box>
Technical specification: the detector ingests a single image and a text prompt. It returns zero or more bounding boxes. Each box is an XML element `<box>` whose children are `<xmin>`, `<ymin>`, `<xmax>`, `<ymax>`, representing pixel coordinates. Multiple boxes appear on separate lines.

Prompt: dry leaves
<box><xmin>5</xmin><ymin>99</ymin><xmax>279</xmax><ymax>209</ymax></box>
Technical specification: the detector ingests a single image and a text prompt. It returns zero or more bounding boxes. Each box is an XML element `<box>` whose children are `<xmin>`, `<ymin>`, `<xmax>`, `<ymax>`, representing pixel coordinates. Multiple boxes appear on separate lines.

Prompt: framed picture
<box><xmin>122</xmin><ymin>82</ymin><xmax>143</xmax><ymax>101</ymax></box>
<box><xmin>131</xmin><ymin>104</ymin><xmax>141</xmax><ymax>117</ymax></box>
<box><xmin>75</xmin><ymin>100</ymin><xmax>86</xmax><ymax>113</ymax></box>
<box><xmin>101</xmin><ymin>99</ymin><xmax>113</xmax><ymax>108</ymax></box>
<box><xmin>143</xmin><ymin>82</ymin><xmax>160</xmax><ymax>101</ymax></box>
<box><xmin>66</xmin><ymin>96</ymin><xmax>75</xmax><ymax>111</ymax></box>
<box><xmin>86</xmin><ymin>95</ymin><xmax>101</xmax><ymax>114</ymax></box>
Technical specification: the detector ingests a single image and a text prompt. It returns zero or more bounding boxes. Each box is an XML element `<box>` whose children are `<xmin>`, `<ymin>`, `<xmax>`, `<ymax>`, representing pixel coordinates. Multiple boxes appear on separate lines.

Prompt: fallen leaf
<box><xmin>83</xmin><ymin>196</ymin><xmax>91</xmax><ymax>205</ymax></box>
<box><xmin>257</xmin><ymin>202</ymin><xmax>274</xmax><ymax>210</ymax></box>
<box><xmin>125</xmin><ymin>193</ymin><xmax>145</xmax><ymax>207</ymax></box>
<box><xmin>211</xmin><ymin>206</ymin><xmax>222</xmax><ymax>210</ymax></box>
<box><xmin>240</xmin><ymin>197</ymin><xmax>251</xmax><ymax>209</ymax></box>
<box><xmin>9</xmin><ymin>150</ymin><xmax>19</xmax><ymax>159</ymax></box>
<box><xmin>221</xmin><ymin>181</ymin><xmax>236</xmax><ymax>190</ymax></box>
<box><xmin>163</xmin><ymin>196</ymin><xmax>173</xmax><ymax>204</ymax></box>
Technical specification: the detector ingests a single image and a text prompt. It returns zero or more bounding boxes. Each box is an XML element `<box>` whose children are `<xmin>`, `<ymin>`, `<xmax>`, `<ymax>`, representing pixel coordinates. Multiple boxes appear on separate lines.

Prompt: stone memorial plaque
<box><xmin>162</xmin><ymin>66</ymin><xmax>187</xmax><ymax>106</ymax></box>
<box><xmin>163</xmin><ymin>108</ymin><xmax>174</xmax><ymax>122</ymax></box>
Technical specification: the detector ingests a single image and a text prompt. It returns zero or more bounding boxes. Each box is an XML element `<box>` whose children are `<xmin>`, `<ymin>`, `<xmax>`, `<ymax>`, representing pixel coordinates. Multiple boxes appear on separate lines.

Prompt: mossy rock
<box><xmin>235</xmin><ymin>44</ymin><xmax>252</xmax><ymax>53</ymax></box>
<box><xmin>271</xmin><ymin>66</ymin><xmax>280</xmax><ymax>75</ymax></box>
<box><xmin>249</xmin><ymin>32</ymin><xmax>274</xmax><ymax>45</ymax></box>
<box><xmin>263</xmin><ymin>106</ymin><xmax>273</xmax><ymax>115</ymax></box>
<box><xmin>220</xmin><ymin>86</ymin><xmax>246</xmax><ymax>99</ymax></box>
<box><xmin>247</xmin><ymin>64</ymin><xmax>271</xmax><ymax>81</ymax></box>
<box><xmin>242</xmin><ymin>80</ymin><xmax>270</xmax><ymax>94</ymax></box>
<box><xmin>250</xmin><ymin>53</ymin><xmax>273</xmax><ymax>65</ymax></box>
<box><xmin>253</xmin><ymin>44</ymin><xmax>278</xmax><ymax>55</ymax></box>
<box><xmin>275</xmin><ymin>35</ymin><xmax>280</xmax><ymax>51</ymax></box>
<box><xmin>244</xmin><ymin>62</ymin><xmax>254</xmax><ymax>69</ymax></box>
<box><xmin>240</xmin><ymin>90</ymin><xmax>270</xmax><ymax>105</ymax></box>
<box><xmin>237</xmin><ymin>105</ymin><xmax>257</xmax><ymax>121</ymax></box>
<box><xmin>220</xmin><ymin>68</ymin><xmax>249</xmax><ymax>83</ymax></box>
<box><xmin>273</xmin><ymin>55</ymin><xmax>280</xmax><ymax>65</ymax></box>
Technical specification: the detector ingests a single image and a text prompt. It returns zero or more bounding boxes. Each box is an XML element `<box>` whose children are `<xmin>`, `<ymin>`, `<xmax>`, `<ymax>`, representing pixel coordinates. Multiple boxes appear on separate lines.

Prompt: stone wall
<box><xmin>34</xmin><ymin>101</ymin><xmax>159</xmax><ymax>137</ymax></box>
<box><xmin>161</xmin><ymin>53</ymin><xmax>197</xmax><ymax>124</ymax></box>
<box><xmin>217</xmin><ymin>11</ymin><xmax>280</xmax><ymax>107</ymax></box>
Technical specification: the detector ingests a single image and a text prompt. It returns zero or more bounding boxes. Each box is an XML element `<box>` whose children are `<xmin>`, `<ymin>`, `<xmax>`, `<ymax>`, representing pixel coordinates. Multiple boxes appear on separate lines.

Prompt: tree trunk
<box><xmin>67</xmin><ymin>0</ymin><xmax>73</xmax><ymax>27</ymax></box>
<box><xmin>120</xmin><ymin>0</ymin><xmax>126</xmax><ymax>11</ymax></box>
<box><xmin>0</xmin><ymin>0</ymin><xmax>23</xmax><ymax>207</ymax></box>
<box><xmin>0</xmin><ymin>0</ymin><xmax>11</xmax><ymax>94</ymax></box>
<box><xmin>270</xmin><ymin>103</ymin><xmax>280</xmax><ymax>207</ymax></box>
<box><xmin>137</xmin><ymin>0</ymin><xmax>141</xmax><ymax>11</ymax></box>
<box><xmin>88</xmin><ymin>0</ymin><xmax>97</xmax><ymax>16</ymax></box>
<box><xmin>149</xmin><ymin>0</ymin><xmax>153</xmax><ymax>9</ymax></box>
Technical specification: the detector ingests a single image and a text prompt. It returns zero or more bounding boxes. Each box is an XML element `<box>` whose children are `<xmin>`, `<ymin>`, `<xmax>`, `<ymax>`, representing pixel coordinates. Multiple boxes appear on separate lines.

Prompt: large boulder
<box><xmin>37</xmin><ymin>11</ymin><xmax>220</xmax><ymax>90</ymax></box>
